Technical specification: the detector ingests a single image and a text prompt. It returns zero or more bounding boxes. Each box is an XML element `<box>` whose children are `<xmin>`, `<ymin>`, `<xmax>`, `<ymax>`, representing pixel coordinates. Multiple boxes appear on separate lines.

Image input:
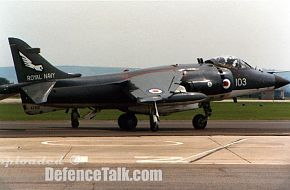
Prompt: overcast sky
<box><xmin>1</xmin><ymin>1</ymin><xmax>290</xmax><ymax>70</ymax></box>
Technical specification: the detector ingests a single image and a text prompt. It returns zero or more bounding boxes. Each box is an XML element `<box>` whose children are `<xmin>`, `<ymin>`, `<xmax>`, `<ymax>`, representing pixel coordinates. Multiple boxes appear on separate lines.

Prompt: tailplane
<box><xmin>8</xmin><ymin>37</ymin><xmax>81</xmax><ymax>83</ymax></box>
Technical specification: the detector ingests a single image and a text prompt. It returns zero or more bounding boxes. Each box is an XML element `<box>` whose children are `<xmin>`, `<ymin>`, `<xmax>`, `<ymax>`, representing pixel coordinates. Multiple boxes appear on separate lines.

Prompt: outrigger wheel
<box><xmin>192</xmin><ymin>102</ymin><xmax>212</xmax><ymax>130</ymax></box>
<box><xmin>150</xmin><ymin>115</ymin><xmax>159</xmax><ymax>132</ymax></box>
<box><xmin>71</xmin><ymin>108</ymin><xmax>80</xmax><ymax>128</ymax></box>
<box><xmin>149</xmin><ymin>102</ymin><xmax>160</xmax><ymax>132</ymax></box>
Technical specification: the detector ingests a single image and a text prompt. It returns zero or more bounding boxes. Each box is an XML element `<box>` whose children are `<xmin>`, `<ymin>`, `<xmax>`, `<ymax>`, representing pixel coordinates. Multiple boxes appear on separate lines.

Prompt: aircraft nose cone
<box><xmin>274</xmin><ymin>75</ymin><xmax>290</xmax><ymax>89</ymax></box>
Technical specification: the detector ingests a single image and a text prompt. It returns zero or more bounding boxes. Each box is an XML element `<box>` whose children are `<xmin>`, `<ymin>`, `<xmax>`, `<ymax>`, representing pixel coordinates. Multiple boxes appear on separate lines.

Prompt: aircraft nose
<box><xmin>274</xmin><ymin>75</ymin><xmax>290</xmax><ymax>89</ymax></box>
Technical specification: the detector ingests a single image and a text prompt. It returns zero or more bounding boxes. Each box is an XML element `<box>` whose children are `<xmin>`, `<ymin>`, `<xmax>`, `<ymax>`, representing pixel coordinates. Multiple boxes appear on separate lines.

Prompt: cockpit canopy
<box><xmin>205</xmin><ymin>56</ymin><xmax>253</xmax><ymax>69</ymax></box>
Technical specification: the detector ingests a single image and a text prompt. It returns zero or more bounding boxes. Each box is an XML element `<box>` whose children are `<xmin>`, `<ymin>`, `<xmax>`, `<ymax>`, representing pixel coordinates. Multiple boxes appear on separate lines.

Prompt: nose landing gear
<box><xmin>192</xmin><ymin>102</ymin><xmax>212</xmax><ymax>130</ymax></box>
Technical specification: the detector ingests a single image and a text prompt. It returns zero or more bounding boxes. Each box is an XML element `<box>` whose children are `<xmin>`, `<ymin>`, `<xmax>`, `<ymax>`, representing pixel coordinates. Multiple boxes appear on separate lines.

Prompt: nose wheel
<box><xmin>192</xmin><ymin>102</ymin><xmax>212</xmax><ymax>130</ymax></box>
<box><xmin>118</xmin><ymin>113</ymin><xmax>138</xmax><ymax>131</ymax></box>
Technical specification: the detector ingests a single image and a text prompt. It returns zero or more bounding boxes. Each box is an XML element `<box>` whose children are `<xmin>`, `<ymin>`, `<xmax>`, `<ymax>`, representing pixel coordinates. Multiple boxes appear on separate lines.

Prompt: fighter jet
<box><xmin>0</xmin><ymin>38</ymin><xmax>289</xmax><ymax>131</ymax></box>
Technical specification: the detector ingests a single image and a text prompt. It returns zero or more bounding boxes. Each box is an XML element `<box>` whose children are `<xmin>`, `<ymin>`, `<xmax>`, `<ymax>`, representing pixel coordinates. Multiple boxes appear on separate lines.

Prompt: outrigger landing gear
<box><xmin>118</xmin><ymin>113</ymin><xmax>138</xmax><ymax>131</ymax></box>
<box><xmin>149</xmin><ymin>102</ymin><xmax>159</xmax><ymax>132</ymax></box>
<box><xmin>192</xmin><ymin>102</ymin><xmax>212</xmax><ymax>130</ymax></box>
<box><xmin>71</xmin><ymin>108</ymin><xmax>80</xmax><ymax>128</ymax></box>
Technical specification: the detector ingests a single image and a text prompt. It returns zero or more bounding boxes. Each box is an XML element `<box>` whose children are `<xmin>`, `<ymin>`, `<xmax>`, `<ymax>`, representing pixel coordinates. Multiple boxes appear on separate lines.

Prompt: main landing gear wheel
<box><xmin>192</xmin><ymin>114</ymin><xmax>208</xmax><ymax>130</ymax></box>
<box><xmin>118</xmin><ymin>113</ymin><xmax>138</xmax><ymax>131</ymax></box>
<box><xmin>71</xmin><ymin>108</ymin><xmax>80</xmax><ymax>128</ymax></box>
<box><xmin>150</xmin><ymin>115</ymin><xmax>159</xmax><ymax>132</ymax></box>
<box><xmin>192</xmin><ymin>102</ymin><xmax>212</xmax><ymax>130</ymax></box>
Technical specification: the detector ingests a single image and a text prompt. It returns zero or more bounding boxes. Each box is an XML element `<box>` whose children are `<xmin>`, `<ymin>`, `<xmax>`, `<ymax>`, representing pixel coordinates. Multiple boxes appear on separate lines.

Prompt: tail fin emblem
<box><xmin>19</xmin><ymin>52</ymin><xmax>43</xmax><ymax>72</ymax></box>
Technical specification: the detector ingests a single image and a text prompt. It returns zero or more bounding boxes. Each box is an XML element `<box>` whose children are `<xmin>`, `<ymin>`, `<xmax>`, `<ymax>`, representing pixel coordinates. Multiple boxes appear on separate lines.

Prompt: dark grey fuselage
<box><xmin>39</xmin><ymin>63</ymin><xmax>276</xmax><ymax>112</ymax></box>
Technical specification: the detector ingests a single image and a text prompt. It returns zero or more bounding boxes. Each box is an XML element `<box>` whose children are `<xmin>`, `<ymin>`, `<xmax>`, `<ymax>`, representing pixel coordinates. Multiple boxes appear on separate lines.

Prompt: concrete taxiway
<box><xmin>0</xmin><ymin>120</ymin><xmax>290</xmax><ymax>189</ymax></box>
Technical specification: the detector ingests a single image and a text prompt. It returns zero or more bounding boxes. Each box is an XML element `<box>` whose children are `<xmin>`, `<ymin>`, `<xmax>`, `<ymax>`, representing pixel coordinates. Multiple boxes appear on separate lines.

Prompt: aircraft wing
<box><xmin>128</xmin><ymin>69</ymin><xmax>207</xmax><ymax>103</ymax></box>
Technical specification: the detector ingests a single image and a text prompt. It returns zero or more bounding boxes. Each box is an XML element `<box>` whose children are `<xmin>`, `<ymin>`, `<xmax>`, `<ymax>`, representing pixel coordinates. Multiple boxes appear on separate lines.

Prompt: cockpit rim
<box><xmin>205</xmin><ymin>55</ymin><xmax>253</xmax><ymax>69</ymax></box>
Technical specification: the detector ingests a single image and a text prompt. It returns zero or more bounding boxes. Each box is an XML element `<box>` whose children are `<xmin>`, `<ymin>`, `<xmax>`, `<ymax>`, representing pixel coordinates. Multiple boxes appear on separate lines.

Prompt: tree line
<box><xmin>0</xmin><ymin>77</ymin><xmax>10</xmax><ymax>85</ymax></box>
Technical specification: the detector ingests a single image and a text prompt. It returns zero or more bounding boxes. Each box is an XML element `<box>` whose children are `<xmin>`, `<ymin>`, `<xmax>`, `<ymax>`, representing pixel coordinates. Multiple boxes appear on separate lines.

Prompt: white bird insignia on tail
<box><xmin>19</xmin><ymin>52</ymin><xmax>43</xmax><ymax>72</ymax></box>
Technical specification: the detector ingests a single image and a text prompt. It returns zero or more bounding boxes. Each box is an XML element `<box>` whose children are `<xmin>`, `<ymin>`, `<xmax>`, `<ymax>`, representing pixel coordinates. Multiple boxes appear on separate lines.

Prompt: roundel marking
<box><xmin>207</xmin><ymin>81</ymin><xmax>213</xmax><ymax>88</ymax></box>
<box><xmin>223</xmin><ymin>79</ymin><xmax>231</xmax><ymax>89</ymax></box>
<box><xmin>148</xmin><ymin>88</ymin><xmax>163</xmax><ymax>94</ymax></box>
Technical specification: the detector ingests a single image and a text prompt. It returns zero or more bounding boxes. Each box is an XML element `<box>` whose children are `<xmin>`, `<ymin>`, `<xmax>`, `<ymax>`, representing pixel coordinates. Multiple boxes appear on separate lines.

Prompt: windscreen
<box><xmin>205</xmin><ymin>56</ymin><xmax>252</xmax><ymax>69</ymax></box>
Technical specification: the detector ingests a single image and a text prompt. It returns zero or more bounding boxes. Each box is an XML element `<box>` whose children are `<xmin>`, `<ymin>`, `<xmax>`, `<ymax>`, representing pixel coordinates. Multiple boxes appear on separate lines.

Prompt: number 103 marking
<box><xmin>235</xmin><ymin>78</ymin><xmax>247</xmax><ymax>87</ymax></box>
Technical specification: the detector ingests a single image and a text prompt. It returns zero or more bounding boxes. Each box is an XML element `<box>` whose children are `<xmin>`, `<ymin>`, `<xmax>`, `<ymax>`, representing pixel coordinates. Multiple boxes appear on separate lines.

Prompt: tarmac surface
<box><xmin>0</xmin><ymin>120</ymin><xmax>290</xmax><ymax>189</ymax></box>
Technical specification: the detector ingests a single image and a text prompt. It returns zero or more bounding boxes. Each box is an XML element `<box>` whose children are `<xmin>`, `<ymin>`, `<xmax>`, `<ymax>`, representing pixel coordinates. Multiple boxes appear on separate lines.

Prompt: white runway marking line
<box><xmin>209</xmin><ymin>137</ymin><xmax>251</xmax><ymax>163</ymax></box>
<box><xmin>135</xmin><ymin>138</ymin><xmax>247</xmax><ymax>164</ymax></box>
<box><xmin>182</xmin><ymin>138</ymin><xmax>247</xmax><ymax>163</ymax></box>
<box><xmin>41</xmin><ymin>139</ymin><xmax>183</xmax><ymax>147</ymax></box>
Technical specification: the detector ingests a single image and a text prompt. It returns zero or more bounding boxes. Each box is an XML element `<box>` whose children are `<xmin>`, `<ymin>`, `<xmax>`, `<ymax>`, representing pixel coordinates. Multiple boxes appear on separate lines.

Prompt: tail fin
<box><xmin>8</xmin><ymin>37</ymin><xmax>81</xmax><ymax>83</ymax></box>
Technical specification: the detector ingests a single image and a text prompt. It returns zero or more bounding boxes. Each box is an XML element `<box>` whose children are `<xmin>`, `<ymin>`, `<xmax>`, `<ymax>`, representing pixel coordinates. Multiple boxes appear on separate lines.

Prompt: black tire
<box><xmin>150</xmin><ymin>115</ymin><xmax>159</xmax><ymax>132</ymax></box>
<box><xmin>192</xmin><ymin>114</ymin><xmax>207</xmax><ymax>130</ymax></box>
<box><xmin>118</xmin><ymin>113</ymin><xmax>138</xmax><ymax>131</ymax></box>
<box><xmin>71</xmin><ymin>121</ymin><xmax>79</xmax><ymax>128</ymax></box>
<box><xmin>71</xmin><ymin>111</ymin><xmax>79</xmax><ymax>128</ymax></box>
